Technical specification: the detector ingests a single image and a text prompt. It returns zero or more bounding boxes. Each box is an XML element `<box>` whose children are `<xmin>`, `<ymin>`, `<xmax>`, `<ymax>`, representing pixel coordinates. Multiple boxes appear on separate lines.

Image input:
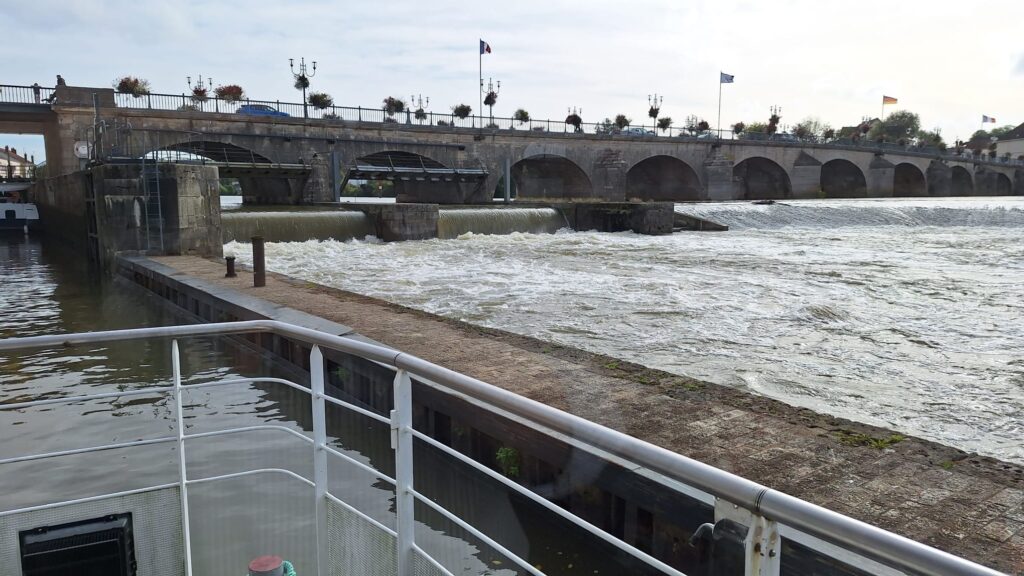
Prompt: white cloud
<box><xmin>4</xmin><ymin>0</ymin><xmax>1023</xmax><ymax>145</ymax></box>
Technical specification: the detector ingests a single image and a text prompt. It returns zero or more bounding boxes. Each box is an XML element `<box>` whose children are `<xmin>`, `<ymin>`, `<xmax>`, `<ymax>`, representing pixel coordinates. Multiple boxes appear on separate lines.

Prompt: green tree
<box><xmin>731</xmin><ymin>122</ymin><xmax>746</xmax><ymax>136</ymax></box>
<box><xmin>513</xmin><ymin>108</ymin><xmax>530</xmax><ymax>125</ymax></box>
<box><xmin>452</xmin><ymin>104</ymin><xmax>472</xmax><ymax>119</ymax></box>
<box><xmin>793</xmin><ymin>117</ymin><xmax>830</xmax><ymax>140</ymax></box>
<box><xmin>597</xmin><ymin>118</ymin><xmax>616</xmax><ymax>134</ymax></box>
<box><xmin>916</xmin><ymin>128</ymin><xmax>945</xmax><ymax>149</ymax></box>
<box><xmin>614</xmin><ymin>114</ymin><xmax>631</xmax><ymax>129</ymax></box>
<box><xmin>869</xmin><ymin>110</ymin><xmax>920</xmax><ymax>143</ymax></box>
<box><xmin>973</xmin><ymin>125</ymin><xmax>1016</xmax><ymax>140</ymax></box>
<box><xmin>657</xmin><ymin>117</ymin><xmax>673</xmax><ymax>132</ymax></box>
<box><xmin>746</xmin><ymin>121</ymin><xmax>768</xmax><ymax>134</ymax></box>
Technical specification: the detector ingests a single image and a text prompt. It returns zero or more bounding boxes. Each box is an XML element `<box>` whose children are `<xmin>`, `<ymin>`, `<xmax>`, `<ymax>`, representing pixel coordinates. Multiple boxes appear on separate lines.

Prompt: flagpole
<box><xmin>478</xmin><ymin>47</ymin><xmax>482</xmax><ymax>129</ymax></box>
<box><xmin>717</xmin><ymin>74</ymin><xmax>723</xmax><ymax>138</ymax></box>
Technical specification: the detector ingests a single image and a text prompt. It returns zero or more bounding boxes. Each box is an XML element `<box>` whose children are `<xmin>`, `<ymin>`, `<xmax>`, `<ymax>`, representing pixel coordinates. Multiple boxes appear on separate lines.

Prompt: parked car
<box><xmin>237</xmin><ymin>104</ymin><xmax>290</xmax><ymax>117</ymax></box>
<box><xmin>771</xmin><ymin>133</ymin><xmax>800</xmax><ymax>143</ymax></box>
<box><xmin>620</xmin><ymin>126</ymin><xmax>654</xmax><ymax>136</ymax></box>
<box><xmin>696</xmin><ymin>131</ymin><xmax>719</xmax><ymax>139</ymax></box>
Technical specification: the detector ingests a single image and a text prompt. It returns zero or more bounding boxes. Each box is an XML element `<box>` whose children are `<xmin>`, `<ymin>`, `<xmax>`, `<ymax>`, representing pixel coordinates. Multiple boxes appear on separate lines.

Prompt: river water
<box><xmin>0</xmin><ymin>236</ymin><xmax>668</xmax><ymax>575</ymax></box>
<box><xmin>227</xmin><ymin>197</ymin><xmax>1024</xmax><ymax>464</ymax></box>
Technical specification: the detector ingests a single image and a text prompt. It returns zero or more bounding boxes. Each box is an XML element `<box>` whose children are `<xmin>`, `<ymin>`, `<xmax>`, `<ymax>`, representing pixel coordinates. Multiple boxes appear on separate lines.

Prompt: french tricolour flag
<box><xmin>983</xmin><ymin>115</ymin><xmax>996</xmax><ymax>123</ymax></box>
<box><xmin>480</xmin><ymin>39</ymin><xmax>492</xmax><ymax>55</ymax></box>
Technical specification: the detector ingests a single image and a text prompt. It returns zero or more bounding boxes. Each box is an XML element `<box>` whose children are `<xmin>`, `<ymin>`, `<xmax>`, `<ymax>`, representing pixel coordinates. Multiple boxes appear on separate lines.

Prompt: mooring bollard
<box><xmin>252</xmin><ymin>236</ymin><xmax>265</xmax><ymax>287</ymax></box>
<box><xmin>225</xmin><ymin>256</ymin><xmax>236</xmax><ymax>278</ymax></box>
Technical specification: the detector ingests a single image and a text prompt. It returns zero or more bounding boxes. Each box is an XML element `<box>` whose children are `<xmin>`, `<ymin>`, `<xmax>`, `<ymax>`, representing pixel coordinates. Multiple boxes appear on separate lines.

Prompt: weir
<box><xmin>222</xmin><ymin>210</ymin><xmax>374</xmax><ymax>243</ymax></box>
<box><xmin>437</xmin><ymin>207</ymin><xmax>566</xmax><ymax>239</ymax></box>
<box><xmin>674</xmin><ymin>198</ymin><xmax>1024</xmax><ymax>229</ymax></box>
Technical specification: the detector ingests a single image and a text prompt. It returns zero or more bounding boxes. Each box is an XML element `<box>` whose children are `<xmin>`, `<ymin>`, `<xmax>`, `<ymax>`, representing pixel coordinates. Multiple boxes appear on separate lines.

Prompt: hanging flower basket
<box><xmin>648</xmin><ymin>106</ymin><xmax>660</xmax><ymax>120</ymax></box>
<box><xmin>294</xmin><ymin>75</ymin><xmax>310</xmax><ymax>90</ymax></box>
<box><xmin>414</xmin><ymin>108</ymin><xmax>427</xmax><ymax>121</ymax></box>
<box><xmin>565</xmin><ymin>113</ymin><xmax>582</xmax><ymax>129</ymax></box>
<box><xmin>452</xmin><ymin>104</ymin><xmax>472</xmax><ymax>119</ymax></box>
<box><xmin>191</xmin><ymin>86</ymin><xmax>208</xmax><ymax>102</ymax></box>
<box><xmin>383</xmin><ymin>97</ymin><xmax>406</xmax><ymax>116</ymax></box>
<box><xmin>308</xmin><ymin>92</ymin><xmax>333</xmax><ymax>109</ymax></box>
<box><xmin>114</xmin><ymin>76</ymin><xmax>151</xmax><ymax>98</ymax></box>
<box><xmin>215</xmin><ymin>84</ymin><xmax>245</xmax><ymax>102</ymax></box>
<box><xmin>484</xmin><ymin>91</ymin><xmax>498</xmax><ymax>107</ymax></box>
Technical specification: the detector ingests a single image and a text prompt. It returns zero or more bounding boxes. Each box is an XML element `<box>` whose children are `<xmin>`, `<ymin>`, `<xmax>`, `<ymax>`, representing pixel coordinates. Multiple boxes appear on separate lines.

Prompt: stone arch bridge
<box><xmin>8</xmin><ymin>86</ymin><xmax>1023</xmax><ymax>204</ymax></box>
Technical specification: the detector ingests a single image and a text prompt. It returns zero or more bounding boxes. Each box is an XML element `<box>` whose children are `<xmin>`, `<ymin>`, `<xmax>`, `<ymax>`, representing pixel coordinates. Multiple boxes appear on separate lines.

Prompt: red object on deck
<box><xmin>248</xmin><ymin>555</ymin><xmax>283</xmax><ymax>575</ymax></box>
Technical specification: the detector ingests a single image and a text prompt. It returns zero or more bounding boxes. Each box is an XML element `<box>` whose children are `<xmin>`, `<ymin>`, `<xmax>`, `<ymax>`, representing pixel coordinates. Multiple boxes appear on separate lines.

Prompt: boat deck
<box><xmin>154</xmin><ymin>255</ymin><xmax>1024</xmax><ymax>573</ymax></box>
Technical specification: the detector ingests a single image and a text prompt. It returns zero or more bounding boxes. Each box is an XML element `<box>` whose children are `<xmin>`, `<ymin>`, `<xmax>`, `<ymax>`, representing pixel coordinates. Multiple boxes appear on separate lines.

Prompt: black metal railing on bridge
<box><xmin>4</xmin><ymin>85</ymin><xmax>1023</xmax><ymax>169</ymax></box>
<box><xmin>0</xmin><ymin>84</ymin><xmax>55</xmax><ymax>105</ymax></box>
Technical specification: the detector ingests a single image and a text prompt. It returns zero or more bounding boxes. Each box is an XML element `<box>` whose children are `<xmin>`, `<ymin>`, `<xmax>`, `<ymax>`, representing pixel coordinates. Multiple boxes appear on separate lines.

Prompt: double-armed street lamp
<box><xmin>483</xmin><ymin>78</ymin><xmax>501</xmax><ymax>124</ymax></box>
<box><xmin>187</xmin><ymin>75</ymin><xmax>212</xmax><ymax>109</ymax></box>
<box><xmin>411</xmin><ymin>94</ymin><xmax>429</xmax><ymax>124</ymax></box>
<box><xmin>289</xmin><ymin>57</ymin><xmax>317</xmax><ymax>118</ymax></box>
<box><xmin>648</xmin><ymin>93</ymin><xmax>663</xmax><ymax>133</ymax></box>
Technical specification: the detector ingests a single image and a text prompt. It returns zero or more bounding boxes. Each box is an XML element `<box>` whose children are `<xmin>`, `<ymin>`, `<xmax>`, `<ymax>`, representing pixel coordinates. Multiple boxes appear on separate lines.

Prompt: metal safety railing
<box><xmin>0</xmin><ymin>320</ymin><xmax>1005</xmax><ymax>576</ymax></box>
<box><xmin>0</xmin><ymin>84</ymin><xmax>55</xmax><ymax>105</ymax></box>
<box><xmin>3</xmin><ymin>84</ymin><xmax>1021</xmax><ymax>168</ymax></box>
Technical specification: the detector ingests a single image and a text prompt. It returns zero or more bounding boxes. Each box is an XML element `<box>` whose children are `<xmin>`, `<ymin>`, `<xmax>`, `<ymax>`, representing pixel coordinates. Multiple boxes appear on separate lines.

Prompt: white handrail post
<box><xmin>745</xmin><ymin>514</ymin><xmax>780</xmax><ymax>576</ymax></box>
<box><xmin>311</xmin><ymin>345</ymin><xmax>329</xmax><ymax>576</ymax></box>
<box><xmin>391</xmin><ymin>369</ymin><xmax>415</xmax><ymax>575</ymax></box>
<box><xmin>172</xmin><ymin>340</ymin><xmax>193</xmax><ymax>576</ymax></box>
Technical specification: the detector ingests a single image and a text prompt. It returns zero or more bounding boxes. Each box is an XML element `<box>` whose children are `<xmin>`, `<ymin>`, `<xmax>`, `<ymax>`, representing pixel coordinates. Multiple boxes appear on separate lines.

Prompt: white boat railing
<box><xmin>0</xmin><ymin>320</ymin><xmax>1006</xmax><ymax>576</ymax></box>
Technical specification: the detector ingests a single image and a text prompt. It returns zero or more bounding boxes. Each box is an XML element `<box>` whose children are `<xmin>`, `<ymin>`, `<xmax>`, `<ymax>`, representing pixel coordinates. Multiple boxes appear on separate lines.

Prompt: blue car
<box><xmin>236</xmin><ymin>104</ymin><xmax>290</xmax><ymax>117</ymax></box>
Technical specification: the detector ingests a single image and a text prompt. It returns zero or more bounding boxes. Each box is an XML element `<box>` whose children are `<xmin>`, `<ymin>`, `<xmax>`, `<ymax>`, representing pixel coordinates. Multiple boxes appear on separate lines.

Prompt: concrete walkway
<box><xmin>156</xmin><ymin>255</ymin><xmax>1024</xmax><ymax>573</ymax></box>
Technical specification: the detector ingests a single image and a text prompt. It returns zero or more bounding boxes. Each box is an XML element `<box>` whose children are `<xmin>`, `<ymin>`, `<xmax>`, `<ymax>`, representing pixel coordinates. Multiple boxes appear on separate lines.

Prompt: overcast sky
<box><xmin>6</xmin><ymin>0</ymin><xmax>1024</xmax><ymax>161</ymax></box>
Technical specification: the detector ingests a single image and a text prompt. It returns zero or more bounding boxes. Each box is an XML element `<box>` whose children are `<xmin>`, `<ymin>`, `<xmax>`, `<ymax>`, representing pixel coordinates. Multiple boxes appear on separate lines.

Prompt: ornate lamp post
<box><xmin>187</xmin><ymin>75</ymin><xmax>212</xmax><ymax>109</ymax></box>
<box><xmin>411</xmin><ymin>94</ymin><xmax>430</xmax><ymax>124</ymax></box>
<box><xmin>289</xmin><ymin>57</ymin><xmax>317</xmax><ymax>118</ymax></box>
<box><xmin>769</xmin><ymin>105</ymin><xmax>782</xmax><ymax>136</ymax></box>
<box><xmin>648</xmin><ymin>93</ymin><xmax>663</xmax><ymax>134</ymax></box>
<box><xmin>483</xmin><ymin>78</ymin><xmax>500</xmax><ymax>125</ymax></box>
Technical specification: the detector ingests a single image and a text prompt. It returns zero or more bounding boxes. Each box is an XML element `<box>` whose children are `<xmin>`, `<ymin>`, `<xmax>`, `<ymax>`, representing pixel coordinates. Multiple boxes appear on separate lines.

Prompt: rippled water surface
<box><xmin>1</xmin><ymin>237</ymin><xmax>654</xmax><ymax>575</ymax></box>
<box><xmin>229</xmin><ymin>197</ymin><xmax>1024</xmax><ymax>463</ymax></box>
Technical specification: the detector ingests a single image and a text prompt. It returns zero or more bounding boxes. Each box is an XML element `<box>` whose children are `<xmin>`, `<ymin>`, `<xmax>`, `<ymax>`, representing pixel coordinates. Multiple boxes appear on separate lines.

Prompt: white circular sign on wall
<box><xmin>73</xmin><ymin>141</ymin><xmax>91</xmax><ymax>159</ymax></box>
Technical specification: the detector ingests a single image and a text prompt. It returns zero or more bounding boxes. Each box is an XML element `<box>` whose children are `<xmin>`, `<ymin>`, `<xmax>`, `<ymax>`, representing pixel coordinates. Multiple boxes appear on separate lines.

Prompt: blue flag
<box><xmin>720</xmin><ymin>72</ymin><xmax>734</xmax><ymax>84</ymax></box>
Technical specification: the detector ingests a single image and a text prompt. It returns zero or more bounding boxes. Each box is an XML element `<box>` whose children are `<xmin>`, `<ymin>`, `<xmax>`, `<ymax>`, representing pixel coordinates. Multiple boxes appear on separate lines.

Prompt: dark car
<box><xmin>237</xmin><ymin>104</ymin><xmax>290</xmax><ymax>117</ymax></box>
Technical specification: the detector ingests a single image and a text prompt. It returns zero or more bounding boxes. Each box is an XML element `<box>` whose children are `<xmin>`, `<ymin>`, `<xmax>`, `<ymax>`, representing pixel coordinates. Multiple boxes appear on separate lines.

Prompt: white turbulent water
<box><xmin>227</xmin><ymin>198</ymin><xmax>1024</xmax><ymax>463</ymax></box>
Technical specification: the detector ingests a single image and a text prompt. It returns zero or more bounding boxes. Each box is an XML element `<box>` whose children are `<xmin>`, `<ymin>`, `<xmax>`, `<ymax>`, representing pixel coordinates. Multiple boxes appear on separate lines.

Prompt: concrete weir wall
<box><xmin>29</xmin><ymin>163</ymin><xmax>223</xmax><ymax>267</ymax></box>
<box><xmin>116</xmin><ymin>255</ymin><xmax>715</xmax><ymax>572</ymax></box>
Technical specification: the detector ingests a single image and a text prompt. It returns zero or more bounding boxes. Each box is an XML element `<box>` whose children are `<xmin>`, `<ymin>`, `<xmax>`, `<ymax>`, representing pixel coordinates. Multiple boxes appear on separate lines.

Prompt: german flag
<box><xmin>882</xmin><ymin>95</ymin><xmax>898</xmax><ymax>105</ymax></box>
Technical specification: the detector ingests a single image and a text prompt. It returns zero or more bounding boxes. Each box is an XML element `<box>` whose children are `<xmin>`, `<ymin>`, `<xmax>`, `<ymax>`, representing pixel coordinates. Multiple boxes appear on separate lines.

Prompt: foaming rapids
<box><xmin>227</xmin><ymin>198</ymin><xmax>1024</xmax><ymax>463</ymax></box>
<box><xmin>676</xmin><ymin>198</ymin><xmax>1024</xmax><ymax>229</ymax></box>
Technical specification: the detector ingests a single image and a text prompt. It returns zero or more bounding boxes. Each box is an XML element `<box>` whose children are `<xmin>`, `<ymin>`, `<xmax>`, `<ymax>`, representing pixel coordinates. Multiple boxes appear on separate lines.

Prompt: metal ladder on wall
<box><xmin>141</xmin><ymin>156</ymin><xmax>164</xmax><ymax>253</ymax></box>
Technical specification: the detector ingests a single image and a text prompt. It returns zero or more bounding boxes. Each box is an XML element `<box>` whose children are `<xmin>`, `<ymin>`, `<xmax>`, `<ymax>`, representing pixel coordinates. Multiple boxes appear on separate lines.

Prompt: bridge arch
<box><xmin>156</xmin><ymin>140</ymin><xmax>275</xmax><ymax>164</ymax></box>
<box><xmin>950</xmin><ymin>166</ymin><xmax>973</xmax><ymax>196</ymax></box>
<box><xmin>348</xmin><ymin>150</ymin><xmax>487</xmax><ymax>203</ymax></box>
<box><xmin>511</xmin><ymin>154</ymin><xmax>593</xmax><ymax>200</ymax></box>
<box><xmin>893</xmin><ymin>163</ymin><xmax>926</xmax><ymax>197</ymax></box>
<box><xmin>733</xmin><ymin>157</ymin><xmax>791</xmax><ymax>200</ymax></box>
<box><xmin>994</xmin><ymin>172</ymin><xmax>1012</xmax><ymax>196</ymax></box>
<box><xmin>626</xmin><ymin>155</ymin><xmax>702</xmax><ymax>201</ymax></box>
<box><xmin>820</xmin><ymin>159</ymin><xmax>867</xmax><ymax>198</ymax></box>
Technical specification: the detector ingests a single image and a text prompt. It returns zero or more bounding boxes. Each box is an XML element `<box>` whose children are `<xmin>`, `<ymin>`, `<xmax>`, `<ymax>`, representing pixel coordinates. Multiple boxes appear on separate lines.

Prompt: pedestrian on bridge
<box><xmin>31</xmin><ymin>83</ymin><xmax>41</xmax><ymax>104</ymax></box>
